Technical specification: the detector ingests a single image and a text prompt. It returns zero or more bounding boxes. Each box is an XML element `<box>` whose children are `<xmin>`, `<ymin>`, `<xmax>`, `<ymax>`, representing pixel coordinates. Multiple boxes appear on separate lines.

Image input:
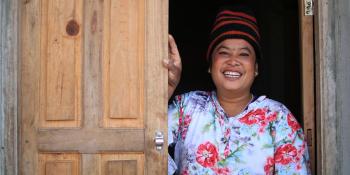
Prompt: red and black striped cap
<box><xmin>207</xmin><ymin>6</ymin><xmax>262</xmax><ymax>61</ymax></box>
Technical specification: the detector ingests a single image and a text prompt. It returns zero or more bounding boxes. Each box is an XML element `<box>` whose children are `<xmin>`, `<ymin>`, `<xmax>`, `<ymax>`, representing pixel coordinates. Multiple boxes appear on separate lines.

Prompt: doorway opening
<box><xmin>169</xmin><ymin>0</ymin><xmax>302</xmax><ymax>124</ymax></box>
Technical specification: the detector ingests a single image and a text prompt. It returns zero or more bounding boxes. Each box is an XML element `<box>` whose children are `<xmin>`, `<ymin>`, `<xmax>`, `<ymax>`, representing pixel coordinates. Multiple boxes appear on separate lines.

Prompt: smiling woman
<box><xmin>211</xmin><ymin>39</ymin><xmax>257</xmax><ymax>117</ymax></box>
<box><xmin>165</xmin><ymin>4</ymin><xmax>311</xmax><ymax>175</ymax></box>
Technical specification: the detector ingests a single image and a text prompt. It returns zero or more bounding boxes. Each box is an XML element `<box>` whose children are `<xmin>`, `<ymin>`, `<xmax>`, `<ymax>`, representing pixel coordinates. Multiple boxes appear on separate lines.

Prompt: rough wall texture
<box><xmin>316</xmin><ymin>0</ymin><xmax>350</xmax><ymax>174</ymax></box>
<box><xmin>336</xmin><ymin>0</ymin><xmax>350</xmax><ymax>174</ymax></box>
<box><xmin>0</xmin><ymin>0</ymin><xmax>18</xmax><ymax>174</ymax></box>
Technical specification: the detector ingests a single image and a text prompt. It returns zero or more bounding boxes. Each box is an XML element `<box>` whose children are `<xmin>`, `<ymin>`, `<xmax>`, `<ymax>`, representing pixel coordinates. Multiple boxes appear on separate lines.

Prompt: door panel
<box><xmin>102</xmin><ymin>0</ymin><xmax>145</xmax><ymax>123</ymax></box>
<box><xmin>39</xmin><ymin>0</ymin><xmax>83</xmax><ymax>126</ymax></box>
<box><xmin>39</xmin><ymin>154</ymin><xmax>81</xmax><ymax>175</ymax></box>
<box><xmin>20</xmin><ymin>0</ymin><xmax>168</xmax><ymax>174</ymax></box>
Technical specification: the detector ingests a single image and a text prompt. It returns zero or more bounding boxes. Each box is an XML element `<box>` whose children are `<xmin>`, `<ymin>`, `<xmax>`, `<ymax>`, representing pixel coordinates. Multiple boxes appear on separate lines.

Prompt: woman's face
<box><xmin>211</xmin><ymin>39</ymin><xmax>257</xmax><ymax>95</ymax></box>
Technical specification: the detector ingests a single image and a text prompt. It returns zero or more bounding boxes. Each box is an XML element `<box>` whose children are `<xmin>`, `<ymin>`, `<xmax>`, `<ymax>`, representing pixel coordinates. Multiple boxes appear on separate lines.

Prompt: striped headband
<box><xmin>207</xmin><ymin>6</ymin><xmax>262</xmax><ymax>61</ymax></box>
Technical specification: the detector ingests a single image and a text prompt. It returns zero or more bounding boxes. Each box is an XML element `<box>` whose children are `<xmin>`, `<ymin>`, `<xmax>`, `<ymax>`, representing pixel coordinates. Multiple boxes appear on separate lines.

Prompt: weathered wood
<box><xmin>0</xmin><ymin>0</ymin><xmax>19</xmax><ymax>174</ymax></box>
<box><xmin>83</xmin><ymin>0</ymin><xmax>103</xmax><ymax>130</ymax></box>
<box><xmin>298</xmin><ymin>0</ymin><xmax>315</xmax><ymax>174</ymax></box>
<box><xmin>39</xmin><ymin>153</ymin><xmax>80</xmax><ymax>175</ymax></box>
<box><xmin>122</xmin><ymin>160</ymin><xmax>137</xmax><ymax>175</ymax></box>
<box><xmin>20</xmin><ymin>0</ymin><xmax>42</xmax><ymax>173</ymax></box>
<box><xmin>144</xmin><ymin>0</ymin><xmax>168</xmax><ymax>174</ymax></box>
<box><xmin>82</xmin><ymin>154</ymin><xmax>100</xmax><ymax>175</ymax></box>
<box><xmin>107</xmin><ymin>161</ymin><xmax>123</xmax><ymax>175</ymax></box>
<box><xmin>21</xmin><ymin>0</ymin><xmax>168</xmax><ymax>174</ymax></box>
<box><xmin>314</xmin><ymin>0</ymin><xmax>339</xmax><ymax>174</ymax></box>
<box><xmin>39</xmin><ymin>0</ymin><xmax>83</xmax><ymax>124</ymax></box>
<box><xmin>101</xmin><ymin>154</ymin><xmax>144</xmax><ymax>175</ymax></box>
<box><xmin>314</xmin><ymin>0</ymin><xmax>350</xmax><ymax>174</ymax></box>
<box><xmin>45</xmin><ymin>161</ymin><xmax>73</xmax><ymax>175</ymax></box>
<box><xmin>37</xmin><ymin>129</ymin><xmax>144</xmax><ymax>153</ymax></box>
<box><xmin>102</xmin><ymin>0</ymin><xmax>145</xmax><ymax>121</ymax></box>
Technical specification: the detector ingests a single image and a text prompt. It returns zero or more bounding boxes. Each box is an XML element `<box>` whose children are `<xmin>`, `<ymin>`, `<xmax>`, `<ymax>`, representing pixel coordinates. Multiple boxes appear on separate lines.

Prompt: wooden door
<box><xmin>298</xmin><ymin>0</ymin><xmax>315</xmax><ymax>174</ymax></box>
<box><xmin>20</xmin><ymin>0</ymin><xmax>168</xmax><ymax>174</ymax></box>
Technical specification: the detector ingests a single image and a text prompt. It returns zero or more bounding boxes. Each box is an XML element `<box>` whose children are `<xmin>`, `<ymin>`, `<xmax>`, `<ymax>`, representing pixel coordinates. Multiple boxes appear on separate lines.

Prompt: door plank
<box><xmin>39</xmin><ymin>0</ymin><xmax>83</xmax><ymax>124</ymax></box>
<box><xmin>45</xmin><ymin>161</ymin><xmax>73</xmax><ymax>175</ymax></box>
<box><xmin>122</xmin><ymin>160</ymin><xmax>137</xmax><ymax>175</ymax></box>
<box><xmin>83</xmin><ymin>0</ymin><xmax>104</xmax><ymax>129</ymax></box>
<box><xmin>39</xmin><ymin>153</ymin><xmax>80</xmax><ymax>175</ymax></box>
<box><xmin>101</xmin><ymin>154</ymin><xmax>144</xmax><ymax>175</ymax></box>
<box><xmin>298</xmin><ymin>0</ymin><xmax>316</xmax><ymax>174</ymax></box>
<box><xmin>102</xmin><ymin>0</ymin><xmax>145</xmax><ymax>121</ymax></box>
<box><xmin>82</xmin><ymin>154</ymin><xmax>100</xmax><ymax>175</ymax></box>
<box><xmin>144</xmin><ymin>0</ymin><xmax>168</xmax><ymax>174</ymax></box>
<box><xmin>21</xmin><ymin>0</ymin><xmax>41</xmax><ymax>173</ymax></box>
<box><xmin>107</xmin><ymin>161</ymin><xmax>123</xmax><ymax>175</ymax></box>
<box><xmin>37</xmin><ymin>129</ymin><xmax>144</xmax><ymax>153</ymax></box>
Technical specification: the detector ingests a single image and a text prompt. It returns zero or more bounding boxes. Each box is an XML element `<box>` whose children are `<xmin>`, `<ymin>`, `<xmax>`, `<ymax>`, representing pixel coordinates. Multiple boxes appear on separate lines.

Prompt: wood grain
<box><xmin>37</xmin><ymin>129</ymin><xmax>144</xmax><ymax>153</ymax></box>
<box><xmin>101</xmin><ymin>154</ymin><xmax>143</xmax><ymax>175</ymax></box>
<box><xmin>144</xmin><ymin>0</ymin><xmax>168</xmax><ymax>174</ymax></box>
<box><xmin>39</xmin><ymin>153</ymin><xmax>80</xmax><ymax>175</ymax></box>
<box><xmin>102</xmin><ymin>0</ymin><xmax>145</xmax><ymax>128</ymax></box>
<box><xmin>20</xmin><ymin>0</ymin><xmax>41</xmax><ymax>173</ymax></box>
<box><xmin>298</xmin><ymin>0</ymin><xmax>316</xmax><ymax>174</ymax></box>
<box><xmin>20</xmin><ymin>0</ymin><xmax>167</xmax><ymax>174</ymax></box>
<box><xmin>82</xmin><ymin>154</ymin><xmax>100</xmax><ymax>175</ymax></box>
<box><xmin>39</xmin><ymin>0</ymin><xmax>83</xmax><ymax>128</ymax></box>
<box><xmin>0</xmin><ymin>0</ymin><xmax>19</xmax><ymax>174</ymax></box>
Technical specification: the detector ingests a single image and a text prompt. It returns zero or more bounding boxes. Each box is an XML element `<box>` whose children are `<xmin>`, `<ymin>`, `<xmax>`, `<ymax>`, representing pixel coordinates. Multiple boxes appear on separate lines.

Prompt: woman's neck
<box><xmin>216</xmin><ymin>90</ymin><xmax>253</xmax><ymax>117</ymax></box>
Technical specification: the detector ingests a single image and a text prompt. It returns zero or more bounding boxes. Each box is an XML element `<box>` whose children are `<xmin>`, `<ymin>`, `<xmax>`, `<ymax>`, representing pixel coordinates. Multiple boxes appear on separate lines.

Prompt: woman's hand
<box><xmin>164</xmin><ymin>35</ymin><xmax>182</xmax><ymax>100</ymax></box>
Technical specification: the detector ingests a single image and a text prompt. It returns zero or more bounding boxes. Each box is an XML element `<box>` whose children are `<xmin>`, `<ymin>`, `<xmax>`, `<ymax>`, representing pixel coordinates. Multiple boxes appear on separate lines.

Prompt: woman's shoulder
<box><xmin>254</xmin><ymin>95</ymin><xmax>291</xmax><ymax>114</ymax></box>
<box><xmin>175</xmin><ymin>91</ymin><xmax>211</xmax><ymax>105</ymax></box>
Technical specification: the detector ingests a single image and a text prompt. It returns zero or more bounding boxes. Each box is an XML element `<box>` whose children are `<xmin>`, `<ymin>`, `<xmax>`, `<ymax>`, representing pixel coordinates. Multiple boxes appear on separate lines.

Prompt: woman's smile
<box><xmin>211</xmin><ymin>39</ymin><xmax>257</xmax><ymax>94</ymax></box>
<box><xmin>223</xmin><ymin>71</ymin><xmax>242</xmax><ymax>79</ymax></box>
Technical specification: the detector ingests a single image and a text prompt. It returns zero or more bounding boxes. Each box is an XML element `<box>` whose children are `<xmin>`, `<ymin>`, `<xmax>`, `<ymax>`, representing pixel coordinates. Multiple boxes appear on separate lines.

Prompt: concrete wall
<box><xmin>316</xmin><ymin>0</ymin><xmax>350</xmax><ymax>174</ymax></box>
<box><xmin>335</xmin><ymin>0</ymin><xmax>350</xmax><ymax>174</ymax></box>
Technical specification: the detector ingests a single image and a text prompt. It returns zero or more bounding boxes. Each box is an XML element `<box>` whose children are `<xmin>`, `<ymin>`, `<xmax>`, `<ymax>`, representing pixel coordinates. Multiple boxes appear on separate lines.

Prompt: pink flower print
<box><xmin>264</xmin><ymin>157</ymin><xmax>274</xmax><ymax>175</ymax></box>
<box><xmin>275</xmin><ymin>144</ymin><xmax>298</xmax><ymax>165</ymax></box>
<box><xmin>287</xmin><ymin>113</ymin><xmax>301</xmax><ymax>133</ymax></box>
<box><xmin>196</xmin><ymin>141</ymin><xmax>219</xmax><ymax>168</ymax></box>
<box><xmin>259</xmin><ymin>112</ymin><xmax>277</xmax><ymax>133</ymax></box>
<box><xmin>212</xmin><ymin>167</ymin><xmax>230</xmax><ymax>175</ymax></box>
<box><xmin>179</xmin><ymin>115</ymin><xmax>191</xmax><ymax>140</ymax></box>
<box><xmin>267</xmin><ymin>111</ymin><xmax>278</xmax><ymax>122</ymax></box>
<box><xmin>239</xmin><ymin>108</ymin><xmax>266</xmax><ymax>125</ymax></box>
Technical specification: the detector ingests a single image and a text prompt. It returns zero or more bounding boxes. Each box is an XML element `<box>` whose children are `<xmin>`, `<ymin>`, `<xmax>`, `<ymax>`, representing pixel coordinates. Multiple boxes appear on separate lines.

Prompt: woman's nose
<box><xmin>226</xmin><ymin>56</ymin><xmax>240</xmax><ymax>66</ymax></box>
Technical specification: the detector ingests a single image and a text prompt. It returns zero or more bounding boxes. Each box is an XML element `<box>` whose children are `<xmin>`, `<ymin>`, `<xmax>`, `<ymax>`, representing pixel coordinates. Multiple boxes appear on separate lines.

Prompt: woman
<box><xmin>164</xmin><ymin>6</ymin><xmax>311</xmax><ymax>175</ymax></box>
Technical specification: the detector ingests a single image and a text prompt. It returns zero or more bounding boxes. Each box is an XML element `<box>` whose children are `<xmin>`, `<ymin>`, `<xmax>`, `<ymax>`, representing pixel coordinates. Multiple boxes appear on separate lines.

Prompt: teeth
<box><xmin>223</xmin><ymin>71</ymin><xmax>241</xmax><ymax>78</ymax></box>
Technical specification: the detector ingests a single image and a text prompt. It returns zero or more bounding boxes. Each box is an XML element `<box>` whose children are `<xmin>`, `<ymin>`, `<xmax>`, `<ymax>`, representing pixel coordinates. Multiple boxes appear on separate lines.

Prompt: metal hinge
<box><xmin>304</xmin><ymin>0</ymin><xmax>314</xmax><ymax>16</ymax></box>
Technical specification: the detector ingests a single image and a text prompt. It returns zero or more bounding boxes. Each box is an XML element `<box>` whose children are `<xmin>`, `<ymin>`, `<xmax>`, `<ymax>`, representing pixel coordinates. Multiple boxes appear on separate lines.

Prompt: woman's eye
<box><xmin>240</xmin><ymin>53</ymin><xmax>250</xmax><ymax>57</ymax></box>
<box><xmin>218</xmin><ymin>51</ymin><xmax>229</xmax><ymax>55</ymax></box>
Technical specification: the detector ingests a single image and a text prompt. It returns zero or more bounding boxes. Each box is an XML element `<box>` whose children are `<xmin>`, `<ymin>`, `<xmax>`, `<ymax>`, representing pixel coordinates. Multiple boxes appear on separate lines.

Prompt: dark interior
<box><xmin>169</xmin><ymin>0</ymin><xmax>302</xmax><ymax>124</ymax></box>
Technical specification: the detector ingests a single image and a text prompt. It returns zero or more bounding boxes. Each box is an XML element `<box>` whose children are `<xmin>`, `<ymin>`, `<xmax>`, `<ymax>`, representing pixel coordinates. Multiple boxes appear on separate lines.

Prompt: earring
<box><xmin>208</xmin><ymin>68</ymin><xmax>211</xmax><ymax>73</ymax></box>
<box><xmin>255</xmin><ymin>72</ymin><xmax>258</xmax><ymax>76</ymax></box>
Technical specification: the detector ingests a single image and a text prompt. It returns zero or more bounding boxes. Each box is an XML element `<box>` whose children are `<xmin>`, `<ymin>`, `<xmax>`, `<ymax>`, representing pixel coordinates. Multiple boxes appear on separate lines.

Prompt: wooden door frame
<box><xmin>298</xmin><ymin>0</ymin><xmax>316</xmax><ymax>174</ymax></box>
<box><xmin>299</xmin><ymin>0</ymin><xmax>341</xmax><ymax>174</ymax></box>
<box><xmin>314</xmin><ymin>0</ymin><xmax>341</xmax><ymax>174</ymax></box>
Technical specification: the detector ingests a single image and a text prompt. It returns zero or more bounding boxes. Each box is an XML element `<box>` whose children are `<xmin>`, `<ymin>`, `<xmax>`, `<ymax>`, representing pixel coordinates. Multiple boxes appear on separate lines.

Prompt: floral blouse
<box><xmin>168</xmin><ymin>91</ymin><xmax>311</xmax><ymax>175</ymax></box>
